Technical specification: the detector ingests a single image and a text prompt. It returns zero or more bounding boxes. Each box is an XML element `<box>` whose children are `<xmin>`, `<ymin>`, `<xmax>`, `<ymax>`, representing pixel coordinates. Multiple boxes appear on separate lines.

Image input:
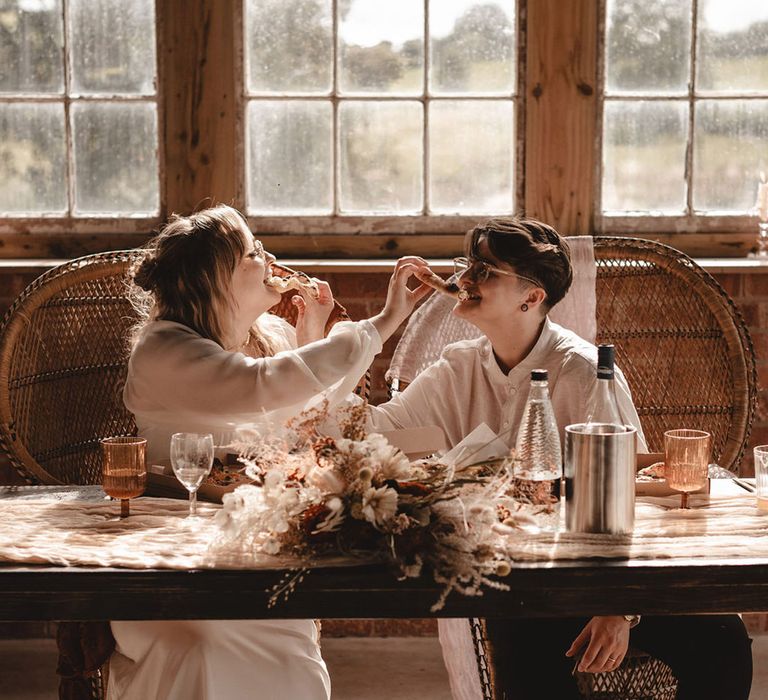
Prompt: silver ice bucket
<box><xmin>564</xmin><ymin>423</ymin><xmax>637</xmax><ymax>534</ymax></box>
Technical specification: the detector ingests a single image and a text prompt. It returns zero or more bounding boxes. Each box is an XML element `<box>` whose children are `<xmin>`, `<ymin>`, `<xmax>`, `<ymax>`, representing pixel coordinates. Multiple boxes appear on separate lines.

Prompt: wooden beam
<box><xmin>0</xmin><ymin>231</ymin><xmax>759</xmax><ymax>260</ymax></box>
<box><xmin>0</xmin><ymin>233</ymin><xmax>466</xmax><ymax>260</ymax></box>
<box><xmin>525</xmin><ymin>0</ymin><xmax>598</xmax><ymax>234</ymax></box>
<box><xmin>159</xmin><ymin>0</ymin><xmax>239</xmax><ymax>215</ymax></box>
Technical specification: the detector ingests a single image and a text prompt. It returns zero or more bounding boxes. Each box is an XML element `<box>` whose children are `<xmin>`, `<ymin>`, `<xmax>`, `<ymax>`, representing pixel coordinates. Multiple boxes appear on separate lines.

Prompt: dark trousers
<box><xmin>483</xmin><ymin>614</ymin><xmax>752</xmax><ymax>700</ymax></box>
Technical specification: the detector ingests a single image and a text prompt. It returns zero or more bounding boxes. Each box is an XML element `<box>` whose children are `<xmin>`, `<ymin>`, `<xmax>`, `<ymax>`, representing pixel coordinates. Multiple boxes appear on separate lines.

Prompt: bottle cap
<box><xmin>596</xmin><ymin>345</ymin><xmax>615</xmax><ymax>379</ymax></box>
<box><xmin>531</xmin><ymin>369</ymin><xmax>548</xmax><ymax>381</ymax></box>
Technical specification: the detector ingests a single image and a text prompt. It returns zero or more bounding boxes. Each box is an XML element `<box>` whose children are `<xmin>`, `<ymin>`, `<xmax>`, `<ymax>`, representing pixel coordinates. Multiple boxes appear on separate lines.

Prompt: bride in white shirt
<box><xmin>111</xmin><ymin>204</ymin><xmax>430</xmax><ymax>700</ymax></box>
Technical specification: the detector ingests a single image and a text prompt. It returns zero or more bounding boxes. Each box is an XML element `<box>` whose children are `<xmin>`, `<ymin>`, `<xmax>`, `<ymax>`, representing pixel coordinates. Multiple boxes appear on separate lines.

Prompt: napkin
<box><xmin>441</xmin><ymin>423</ymin><xmax>511</xmax><ymax>470</ymax></box>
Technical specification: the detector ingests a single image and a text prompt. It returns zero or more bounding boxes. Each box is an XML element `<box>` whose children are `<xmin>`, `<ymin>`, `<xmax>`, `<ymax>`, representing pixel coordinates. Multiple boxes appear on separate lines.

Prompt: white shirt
<box><xmin>369</xmin><ymin>317</ymin><xmax>647</xmax><ymax>452</ymax></box>
<box><xmin>124</xmin><ymin>314</ymin><xmax>382</xmax><ymax>463</ymax></box>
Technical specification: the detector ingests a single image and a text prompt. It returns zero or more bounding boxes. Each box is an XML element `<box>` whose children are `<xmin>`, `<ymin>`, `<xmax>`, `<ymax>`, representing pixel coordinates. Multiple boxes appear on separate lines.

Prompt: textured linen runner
<box><xmin>0</xmin><ymin>486</ymin><xmax>299</xmax><ymax>569</ymax></box>
<box><xmin>503</xmin><ymin>492</ymin><xmax>768</xmax><ymax>562</ymax></box>
<box><xmin>2</xmin><ymin>487</ymin><xmax>765</xmax><ymax>568</ymax></box>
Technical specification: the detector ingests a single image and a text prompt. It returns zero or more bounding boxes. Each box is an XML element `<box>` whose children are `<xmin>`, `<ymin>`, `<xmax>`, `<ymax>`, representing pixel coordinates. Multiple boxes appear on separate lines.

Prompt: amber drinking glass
<box><xmin>101</xmin><ymin>436</ymin><xmax>147</xmax><ymax>517</ymax></box>
<box><xmin>664</xmin><ymin>429</ymin><xmax>710</xmax><ymax>509</ymax></box>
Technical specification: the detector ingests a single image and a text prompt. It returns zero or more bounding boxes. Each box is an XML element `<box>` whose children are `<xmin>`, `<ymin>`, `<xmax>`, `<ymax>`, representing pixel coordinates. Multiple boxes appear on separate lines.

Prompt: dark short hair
<box><xmin>464</xmin><ymin>217</ymin><xmax>573</xmax><ymax>309</ymax></box>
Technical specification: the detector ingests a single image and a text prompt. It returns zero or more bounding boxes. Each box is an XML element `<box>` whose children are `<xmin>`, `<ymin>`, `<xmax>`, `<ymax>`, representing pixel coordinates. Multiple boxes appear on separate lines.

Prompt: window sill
<box><xmin>2</xmin><ymin>258</ymin><xmax>768</xmax><ymax>275</ymax></box>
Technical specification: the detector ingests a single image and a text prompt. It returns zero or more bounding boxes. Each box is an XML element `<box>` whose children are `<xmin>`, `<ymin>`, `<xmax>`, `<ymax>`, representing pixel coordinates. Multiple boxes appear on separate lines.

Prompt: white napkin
<box><xmin>441</xmin><ymin>423</ymin><xmax>511</xmax><ymax>469</ymax></box>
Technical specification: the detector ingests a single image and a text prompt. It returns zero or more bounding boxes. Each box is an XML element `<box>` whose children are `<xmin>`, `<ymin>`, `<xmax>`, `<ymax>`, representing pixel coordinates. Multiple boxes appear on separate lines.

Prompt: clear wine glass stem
<box><xmin>680</xmin><ymin>492</ymin><xmax>689</xmax><ymax>509</ymax></box>
<box><xmin>189</xmin><ymin>489</ymin><xmax>197</xmax><ymax>516</ymax></box>
<box><xmin>121</xmin><ymin>499</ymin><xmax>130</xmax><ymax>518</ymax></box>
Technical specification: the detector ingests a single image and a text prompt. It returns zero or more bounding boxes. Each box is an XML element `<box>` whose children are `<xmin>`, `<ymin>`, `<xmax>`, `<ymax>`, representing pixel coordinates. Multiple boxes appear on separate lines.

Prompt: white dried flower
<box><xmin>262</xmin><ymin>536</ymin><xmax>281</xmax><ymax>555</ymax></box>
<box><xmin>313</xmin><ymin>507</ymin><xmax>346</xmax><ymax>534</ymax></box>
<box><xmin>361</xmin><ymin>485</ymin><xmax>398</xmax><ymax>526</ymax></box>
<box><xmin>366</xmin><ymin>434</ymin><xmax>411</xmax><ymax>481</ymax></box>
<box><xmin>307</xmin><ymin>465</ymin><xmax>345</xmax><ymax>494</ymax></box>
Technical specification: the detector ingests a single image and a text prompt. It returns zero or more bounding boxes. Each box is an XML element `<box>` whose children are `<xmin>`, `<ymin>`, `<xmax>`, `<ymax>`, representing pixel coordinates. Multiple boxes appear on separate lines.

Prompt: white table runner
<box><xmin>1</xmin><ymin>487</ymin><xmax>766</xmax><ymax>569</ymax></box>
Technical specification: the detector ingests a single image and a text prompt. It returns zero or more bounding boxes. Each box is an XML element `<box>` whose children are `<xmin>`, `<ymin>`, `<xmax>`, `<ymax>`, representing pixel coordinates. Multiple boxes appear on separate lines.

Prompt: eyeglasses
<box><xmin>452</xmin><ymin>256</ymin><xmax>541</xmax><ymax>287</ymax></box>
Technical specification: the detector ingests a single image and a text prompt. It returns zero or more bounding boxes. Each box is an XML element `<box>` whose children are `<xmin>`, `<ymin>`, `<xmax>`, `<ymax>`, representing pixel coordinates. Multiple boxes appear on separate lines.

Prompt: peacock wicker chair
<box><xmin>388</xmin><ymin>236</ymin><xmax>757</xmax><ymax>700</ymax></box>
<box><xmin>0</xmin><ymin>250</ymin><xmax>368</xmax><ymax>700</ymax></box>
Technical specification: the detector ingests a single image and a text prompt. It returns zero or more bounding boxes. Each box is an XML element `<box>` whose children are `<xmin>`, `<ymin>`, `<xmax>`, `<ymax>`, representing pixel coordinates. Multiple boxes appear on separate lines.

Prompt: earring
<box><xmin>521</xmin><ymin>303</ymin><xmax>529</xmax><ymax>312</ymax></box>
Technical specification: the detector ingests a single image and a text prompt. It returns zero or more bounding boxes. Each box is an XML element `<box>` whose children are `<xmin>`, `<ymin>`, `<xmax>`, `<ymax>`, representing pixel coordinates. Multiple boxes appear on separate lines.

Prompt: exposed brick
<box><xmin>751</xmin><ymin>332</ymin><xmax>768</xmax><ymax>365</ymax></box>
<box><xmin>743</xmin><ymin>273</ymin><xmax>768</xmax><ymax>297</ymax></box>
<box><xmin>320</xmin><ymin>618</ymin><xmax>437</xmax><ymax>638</ymax></box>
<box><xmin>756</xmin><ymin>391</ymin><xmax>768</xmax><ymax>423</ymax></box>
<box><xmin>742</xmin><ymin>612</ymin><xmax>768</xmax><ymax>634</ymax></box>
<box><xmin>337</xmin><ymin>300</ymin><xmax>372</xmax><ymax>322</ymax></box>
<box><xmin>747</xmin><ymin>424</ymin><xmax>768</xmax><ymax>450</ymax></box>
<box><xmin>330</xmin><ymin>273</ymin><xmax>391</xmax><ymax>298</ymax></box>
<box><xmin>738</xmin><ymin>301</ymin><xmax>764</xmax><ymax>327</ymax></box>
<box><xmin>711</xmin><ymin>273</ymin><xmax>743</xmax><ymax>297</ymax></box>
<box><xmin>757</xmin><ymin>364</ymin><xmax>768</xmax><ymax>393</ymax></box>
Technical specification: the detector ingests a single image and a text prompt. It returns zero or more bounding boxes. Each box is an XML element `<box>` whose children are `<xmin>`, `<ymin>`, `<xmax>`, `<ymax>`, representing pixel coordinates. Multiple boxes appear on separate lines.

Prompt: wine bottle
<box><xmin>584</xmin><ymin>344</ymin><xmax>626</xmax><ymax>433</ymax></box>
<box><xmin>511</xmin><ymin>369</ymin><xmax>562</xmax><ymax>531</ymax></box>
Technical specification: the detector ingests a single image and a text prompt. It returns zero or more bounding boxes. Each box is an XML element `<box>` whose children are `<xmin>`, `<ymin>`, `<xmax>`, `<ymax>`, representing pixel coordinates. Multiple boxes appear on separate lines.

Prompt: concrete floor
<box><xmin>1</xmin><ymin>634</ymin><xmax>765</xmax><ymax>699</ymax></box>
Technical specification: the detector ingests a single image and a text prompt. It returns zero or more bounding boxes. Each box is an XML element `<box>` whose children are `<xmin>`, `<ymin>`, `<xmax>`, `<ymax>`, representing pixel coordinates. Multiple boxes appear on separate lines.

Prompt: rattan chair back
<box><xmin>594</xmin><ymin>237</ymin><xmax>756</xmax><ymax>468</ymax></box>
<box><xmin>0</xmin><ymin>253</ymin><xmax>361</xmax><ymax>485</ymax></box>
<box><xmin>388</xmin><ymin>236</ymin><xmax>756</xmax><ymax>470</ymax></box>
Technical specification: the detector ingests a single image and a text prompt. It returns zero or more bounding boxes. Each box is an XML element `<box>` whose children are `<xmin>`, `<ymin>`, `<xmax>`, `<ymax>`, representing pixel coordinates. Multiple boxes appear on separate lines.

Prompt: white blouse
<box><xmin>368</xmin><ymin>317</ymin><xmax>646</xmax><ymax>700</ymax></box>
<box><xmin>124</xmin><ymin>314</ymin><xmax>382</xmax><ymax>463</ymax></box>
<box><xmin>369</xmin><ymin>317</ymin><xmax>647</xmax><ymax>452</ymax></box>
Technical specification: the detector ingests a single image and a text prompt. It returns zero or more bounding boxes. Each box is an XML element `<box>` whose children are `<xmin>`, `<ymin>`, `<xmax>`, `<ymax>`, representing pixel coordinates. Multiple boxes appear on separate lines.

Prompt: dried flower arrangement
<box><xmin>211</xmin><ymin>402</ymin><xmax>513</xmax><ymax>610</ymax></box>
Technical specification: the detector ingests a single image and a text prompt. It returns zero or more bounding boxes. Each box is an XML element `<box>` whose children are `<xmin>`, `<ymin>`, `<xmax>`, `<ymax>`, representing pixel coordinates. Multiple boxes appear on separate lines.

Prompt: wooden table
<box><xmin>2</xmin><ymin>481</ymin><xmax>767</xmax><ymax>622</ymax></box>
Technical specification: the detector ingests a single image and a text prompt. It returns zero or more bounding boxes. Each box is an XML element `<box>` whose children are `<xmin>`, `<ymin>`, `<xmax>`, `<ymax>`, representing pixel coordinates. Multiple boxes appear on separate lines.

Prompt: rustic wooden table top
<box><xmin>1</xmin><ymin>481</ymin><xmax>766</xmax><ymax>621</ymax></box>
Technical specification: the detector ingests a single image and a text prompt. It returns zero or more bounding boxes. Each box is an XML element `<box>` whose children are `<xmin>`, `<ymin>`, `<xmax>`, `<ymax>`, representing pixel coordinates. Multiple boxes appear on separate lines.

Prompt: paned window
<box><xmin>244</xmin><ymin>0</ymin><xmax>519</xmax><ymax>218</ymax></box>
<box><xmin>0</xmin><ymin>0</ymin><xmax>159</xmax><ymax>217</ymax></box>
<box><xmin>601</xmin><ymin>0</ymin><xmax>768</xmax><ymax>223</ymax></box>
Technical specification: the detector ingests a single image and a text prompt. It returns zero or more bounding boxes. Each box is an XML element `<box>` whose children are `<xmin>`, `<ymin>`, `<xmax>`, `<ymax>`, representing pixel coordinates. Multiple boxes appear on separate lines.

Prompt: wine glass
<box><xmin>664</xmin><ymin>429</ymin><xmax>711</xmax><ymax>509</ymax></box>
<box><xmin>170</xmin><ymin>432</ymin><xmax>214</xmax><ymax>516</ymax></box>
<box><xmin>101</xmin><ymin>436</ymin><xmax>147</xmax><ymax>518</ymax></box>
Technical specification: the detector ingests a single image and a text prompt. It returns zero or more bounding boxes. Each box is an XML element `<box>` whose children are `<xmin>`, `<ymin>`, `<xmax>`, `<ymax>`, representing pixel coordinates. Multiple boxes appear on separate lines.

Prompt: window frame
<box><xmin>594</xmin><ymin>0</ymin><xmax>766</xmax><ymax>237</ymax></box>
<box><xmin>0</xmin><ymin>0</ymin><xmax>164</xmax><ymax>236</ymax></box>
<box><xmin>1</xmin><ymin>0</ymin><xmax>764</xmax><ymax>259</ymax></box>
<box><xmin>237</xmin><ymin>0</ymin><xmax>527</xmax><ymax>237</ymax></box>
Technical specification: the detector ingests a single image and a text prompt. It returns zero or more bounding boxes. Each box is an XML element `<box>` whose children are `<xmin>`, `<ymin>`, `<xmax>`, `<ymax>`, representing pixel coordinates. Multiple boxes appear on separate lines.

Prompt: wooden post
<box><xmin>525</xmin><ymin>0</ymin><xmax>598</xmax><ymax>235</ymax></box>
<box><xmin>159</xmin><ymin>0</ymin><xmax>239</xmax><ymax>215</ymax></box>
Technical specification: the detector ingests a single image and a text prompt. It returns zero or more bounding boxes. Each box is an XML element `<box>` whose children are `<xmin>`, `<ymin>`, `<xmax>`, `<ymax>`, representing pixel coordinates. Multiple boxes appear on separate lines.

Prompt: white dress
<box><xmin>110</xmin><ymin>313</ymin><xmax>383</xmax><ymax>700</ymax></box>
<box><xmin>367</xmin><ymin>317</ymin><xmax>647</xmax><ymax>700</ymax></box>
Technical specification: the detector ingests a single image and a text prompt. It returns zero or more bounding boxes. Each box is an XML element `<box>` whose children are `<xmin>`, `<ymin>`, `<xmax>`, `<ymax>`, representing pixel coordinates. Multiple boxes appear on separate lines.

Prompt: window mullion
<box><xmin>685</xmin><ymin>0</ymin><xmax>699</xmax><ymax>219</ymax></box>
<box><xmin>332</xmin><ymin>0</ymin><xmax>340</xmax><ymax>216</ymax></box>
<box><xmin>422</xmin><ymin>0</ymin><xmax>430</xmax><ymax>216</ymax></box>
<box><xmin>62</xmin><ymin>0</ymin><xmax>75</xmax><ymax>217</ymax></box>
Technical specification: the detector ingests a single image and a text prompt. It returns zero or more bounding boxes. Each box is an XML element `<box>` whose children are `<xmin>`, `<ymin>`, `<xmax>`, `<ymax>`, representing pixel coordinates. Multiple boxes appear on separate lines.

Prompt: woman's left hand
<box><xmin>565</xmin><ymin>616</ymin><xmax>631</xmax><ymax>674</ymax></box>
<box><xmin>293</xmin><ymin>278</ymin><xmax>334</xmax><ymax>346</ymax></box>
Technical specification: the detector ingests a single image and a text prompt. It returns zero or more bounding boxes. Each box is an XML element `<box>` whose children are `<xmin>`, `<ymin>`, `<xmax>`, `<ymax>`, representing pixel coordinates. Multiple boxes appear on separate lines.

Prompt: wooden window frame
<box><xmin>0</xmin><ymin>0</ymin><xmax>164</xmax><ymax>239</ymax></box>
<box><xmin>238</xmin><ymin>0</ymin><xmax>524</xmax><ymax>228</ymax></box>
<box><xmin>594</xmin><ymin>0</ymin><xmax>764</xmax><ymax>255</ymax></box>
<box><xmin>0</xmin><ymin>0</ymin><xmax>758</xmax><ymax>259</ymax></box>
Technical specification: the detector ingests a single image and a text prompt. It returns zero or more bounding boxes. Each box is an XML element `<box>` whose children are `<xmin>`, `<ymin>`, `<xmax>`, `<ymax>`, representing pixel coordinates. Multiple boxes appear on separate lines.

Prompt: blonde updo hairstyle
<box><xmin>130</xmin><ymin>204</ymin><xmax>276</xmax><ymax>356</ymax></box>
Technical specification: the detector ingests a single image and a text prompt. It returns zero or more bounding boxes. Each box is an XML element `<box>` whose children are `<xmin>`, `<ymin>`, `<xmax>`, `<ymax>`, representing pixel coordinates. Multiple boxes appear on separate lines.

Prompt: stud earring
<box><xmin>521</xmin><ymin>303</ymin><xmax>529</xmax><ymax>312</ymax></box>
